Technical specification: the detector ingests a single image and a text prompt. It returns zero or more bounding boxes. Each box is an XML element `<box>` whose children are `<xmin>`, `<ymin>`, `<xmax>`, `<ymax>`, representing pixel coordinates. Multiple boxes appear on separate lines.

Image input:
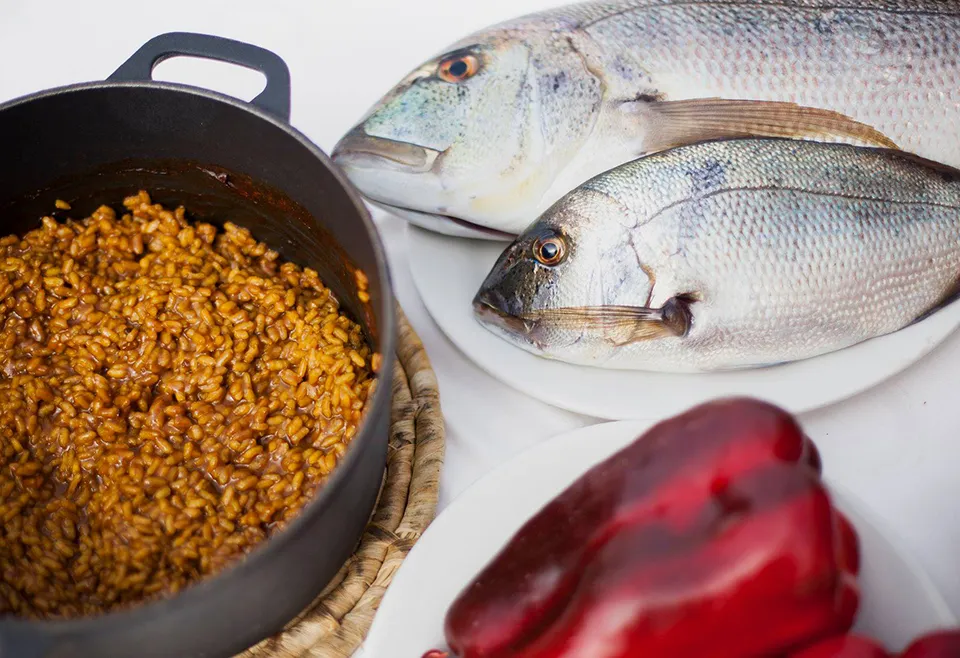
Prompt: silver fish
<box><xmin>472</xmin><ymin>139</ymin><xmax>960</xmax><ymax>372</ymax></box>
<box><xmin>331</xmin><ymin>0</ymin><xmax>960</xmax><ymax>239</ymax></box>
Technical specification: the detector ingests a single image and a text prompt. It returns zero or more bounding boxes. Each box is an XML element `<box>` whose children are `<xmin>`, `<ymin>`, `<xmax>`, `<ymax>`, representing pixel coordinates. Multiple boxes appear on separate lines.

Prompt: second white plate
<box><xmin>361</xmin><ymin>420</ymin><xmax>956</xmax><ymax>657</ymax></box>
<box><xmin>408</xmin><ymin>226</ymin><xmax>960</xmax><ymax>419</ymax></box>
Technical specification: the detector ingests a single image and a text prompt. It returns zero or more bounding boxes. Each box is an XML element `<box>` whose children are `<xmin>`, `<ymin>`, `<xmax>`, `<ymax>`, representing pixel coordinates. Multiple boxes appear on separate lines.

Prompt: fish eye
<box><xmin>533</xmin><ymin>234</ymin><xmax>566</xmax><ymax>266</ymax></box>
<box><xmin>439</xmin><ymin>53</ymin><xmax>480</xmax><ymax>83</ymax></box>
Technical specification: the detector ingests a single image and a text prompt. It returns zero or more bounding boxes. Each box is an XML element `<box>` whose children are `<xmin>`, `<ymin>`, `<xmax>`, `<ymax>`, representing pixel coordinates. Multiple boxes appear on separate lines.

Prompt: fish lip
<box><xmin>472</xmin><ymin>295</ymin><xmax>535</xmax><ymax>336</ymax></box>
<box><xmin>331</xmin><ymin>128</ymin><xmax>440</xmax><ymax>173</ymax></box>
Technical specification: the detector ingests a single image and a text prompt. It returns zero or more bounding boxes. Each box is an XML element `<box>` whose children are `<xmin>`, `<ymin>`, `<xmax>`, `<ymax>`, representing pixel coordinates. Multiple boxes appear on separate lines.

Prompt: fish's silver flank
<box><xmin>333</xmin><ymin>0</ymin><xmax>960</xmax><ymax>238</ymax></box>
<box><xmin>473</xmin><ymin>139</ymin><xmax>960</xmax><ymax>371</ymax></box>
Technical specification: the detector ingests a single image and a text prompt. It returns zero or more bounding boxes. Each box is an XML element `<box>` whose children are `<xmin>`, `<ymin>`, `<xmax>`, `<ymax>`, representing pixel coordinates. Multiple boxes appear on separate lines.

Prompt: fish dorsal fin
<box><xmin>528</xmin><ymin>296</ymin><xmax>694</xmax><ymax>345</ymax></box>
<box><xmin>625</xmin><ymin>98</ymin><xmax>898</xmax><ymax>154</ymax></box>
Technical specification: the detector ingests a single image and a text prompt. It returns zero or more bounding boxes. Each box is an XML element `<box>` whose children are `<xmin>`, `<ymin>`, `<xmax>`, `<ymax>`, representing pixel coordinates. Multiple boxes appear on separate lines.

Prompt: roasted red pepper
<box><xmin>436</xmin><ymin>399</ymin><xmax>859</xmax><ymax>658</ymax></box>
<box><xmin>789</xmin><ymin>635</ymin><xmax>891</xmax><ymax>657</ymax></box>
<box><xmin>900</xmin><ymin>631</ymin><xmax>960</xmax><ymax>657</ymax></box>
<box><xmin>788</xmin><ymin>630</ymin><xmax>960</xmax><ymax>658</ymax></box>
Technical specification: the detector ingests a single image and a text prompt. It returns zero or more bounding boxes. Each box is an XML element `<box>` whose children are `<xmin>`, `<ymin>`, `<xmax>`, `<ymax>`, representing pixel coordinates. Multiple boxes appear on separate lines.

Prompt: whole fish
<box><xmin>472</xmin><ymin>138</ymin><xmax>960</xmax><ymax>372</ymax></box>
<box><xmin>332</xmin><ymin>0</ymin><xmax>960</xmax><ymax>239</ymax></box>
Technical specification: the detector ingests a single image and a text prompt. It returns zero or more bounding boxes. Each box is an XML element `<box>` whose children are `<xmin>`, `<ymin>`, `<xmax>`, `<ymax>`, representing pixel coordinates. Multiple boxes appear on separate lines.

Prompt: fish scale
<box><xmin>473</xmin><ymin>139</ymin><xmax>960</xmax><ymax>371</ymax></box>
<box><xmin>580</xmin><ymin>2</ymin><xmax>960</xmax><ymax>159</ymax></box>
<box><xmin>516</xmin><ymin>0</ymin><xmax>960</xmax><ymax>29</ymax></box>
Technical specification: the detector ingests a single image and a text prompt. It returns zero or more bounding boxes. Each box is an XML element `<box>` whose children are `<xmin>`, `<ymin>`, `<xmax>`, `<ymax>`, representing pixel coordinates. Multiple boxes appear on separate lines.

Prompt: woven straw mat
<box><xmin>237</xmin><ymin>305</ymin><xmax>445</xmax><ymax>658</ymax></box>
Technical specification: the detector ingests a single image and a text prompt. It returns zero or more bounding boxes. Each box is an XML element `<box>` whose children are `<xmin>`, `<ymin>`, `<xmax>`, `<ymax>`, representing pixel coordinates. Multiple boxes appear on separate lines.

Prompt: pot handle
<box><xmin>108</xmin><ymin>32</ymin><xmax>291</xmax><ymax>121</ymax></box>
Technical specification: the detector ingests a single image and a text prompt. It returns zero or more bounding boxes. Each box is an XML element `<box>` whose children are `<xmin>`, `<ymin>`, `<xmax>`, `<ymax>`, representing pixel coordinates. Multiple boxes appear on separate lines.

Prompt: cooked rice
<box><xmin>0</xmin><ymin>191</ymin><xmax>375</xmax><ymax>619</ymax></box>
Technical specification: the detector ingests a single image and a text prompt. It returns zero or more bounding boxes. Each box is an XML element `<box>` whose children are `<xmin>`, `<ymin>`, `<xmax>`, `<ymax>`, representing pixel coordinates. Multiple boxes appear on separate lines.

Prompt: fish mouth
<box><xmin>472</xmin><ymin>294</ymin><xmax>535</xmax><ymax>337</ymax></box>
<box><xmin>367</xmin><ymin>199</ymin><xmax>517</xmax><ymax>241</ymax></box>
<box><xmin>331</xmin><ymin>128</ymin><xmax>515</xmax><ymax>242</ymax></box>
<box><xmin>474</xmin><ymin>296</ymin><xmax>586</xmax><ymax>354</ymax></box>
<box><xmin>332</xmin><ymin>127</ymin><xmax>440</xmax><ymax>173</ymax></box>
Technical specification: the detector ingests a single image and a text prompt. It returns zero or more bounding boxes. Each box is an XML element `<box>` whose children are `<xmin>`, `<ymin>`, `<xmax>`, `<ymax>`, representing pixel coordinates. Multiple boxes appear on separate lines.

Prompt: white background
<box><xmin>2</xmin><ymin>0</ymin><xmax>959</xmax><ymax>635</ymax></box>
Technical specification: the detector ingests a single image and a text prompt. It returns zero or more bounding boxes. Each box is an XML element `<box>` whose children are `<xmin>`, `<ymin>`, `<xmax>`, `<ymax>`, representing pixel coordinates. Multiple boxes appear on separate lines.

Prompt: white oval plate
<box><xmin>408</xmin><ymin>226</ymin><xmax>960</xmax><ymax>420</ymax></box>
<box><xmin>362</xmin><ymin>421</ymin><xmax>956</xmax><ymax>657</ymax></box>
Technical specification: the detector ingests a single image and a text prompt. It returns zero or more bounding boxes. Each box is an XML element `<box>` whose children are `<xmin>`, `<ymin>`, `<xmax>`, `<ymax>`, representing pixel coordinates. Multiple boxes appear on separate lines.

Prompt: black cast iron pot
<box><xmin>0</xmin><ymin>32</ymin><xmax>394</xmax><ymax>658</ymax></box>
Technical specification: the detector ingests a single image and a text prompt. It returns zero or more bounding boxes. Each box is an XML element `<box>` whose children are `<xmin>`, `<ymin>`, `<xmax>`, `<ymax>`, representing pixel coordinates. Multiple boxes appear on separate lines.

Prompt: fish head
<box><xmin>331</xmin><ymin>25</ymin><xmax>605</xmax><ymax>238</ymax></box>
<box><xmin>473</xmin><ymin>189</ymin><xmax>653</xmax><ymax>362</ymax></box>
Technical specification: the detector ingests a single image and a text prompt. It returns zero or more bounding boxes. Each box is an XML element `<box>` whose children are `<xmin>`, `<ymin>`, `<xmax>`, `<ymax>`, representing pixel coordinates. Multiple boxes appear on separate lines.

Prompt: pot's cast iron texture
<box><xmin>0</xmin><ymin>32</ymin><xmax>395</xmax><ymax>658</ymax></box>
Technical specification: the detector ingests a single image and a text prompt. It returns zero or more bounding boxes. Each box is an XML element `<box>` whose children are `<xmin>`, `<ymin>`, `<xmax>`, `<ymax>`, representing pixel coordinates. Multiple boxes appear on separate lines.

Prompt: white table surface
<box><xmin>3</xmin><ymin>0</ymin><xmax>959</xmax><ymax>646</ymax></box>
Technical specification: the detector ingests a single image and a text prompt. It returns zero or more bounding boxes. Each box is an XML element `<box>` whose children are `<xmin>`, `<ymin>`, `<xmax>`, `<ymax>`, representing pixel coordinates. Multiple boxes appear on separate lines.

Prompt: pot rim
<box><xmin>0</xmin><ymin>79</ymin><xmax>397</xmax><ymax>635</ymax></box>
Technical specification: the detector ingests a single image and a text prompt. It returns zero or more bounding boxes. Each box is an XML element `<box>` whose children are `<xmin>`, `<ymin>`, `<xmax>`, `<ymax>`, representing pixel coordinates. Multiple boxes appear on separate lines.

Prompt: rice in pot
<box><xmin>0</xmin><ymin>192</ymin><xmax>376</xmax><ymax>619</ymax></box>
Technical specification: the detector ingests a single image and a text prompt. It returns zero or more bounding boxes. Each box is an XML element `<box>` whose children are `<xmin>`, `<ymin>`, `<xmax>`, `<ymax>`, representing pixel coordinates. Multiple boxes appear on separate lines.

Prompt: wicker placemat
<box><xmin>238</xmin><ymin>306</ymin><xmax>445</xmax><ymax>658</ymax></box>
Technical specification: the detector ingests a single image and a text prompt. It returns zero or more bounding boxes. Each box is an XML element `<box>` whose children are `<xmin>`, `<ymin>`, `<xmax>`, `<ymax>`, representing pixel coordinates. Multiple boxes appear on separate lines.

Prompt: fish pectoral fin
<box><xmin>660</xmin><ymin>294</ymin><xmax>696</xmax><ymax>336</ymax></box>
<box><xmin>615</xmin><ymin>296</ymin><xmax>695</xmax><ymax>345</ymax></box>
<box><xmin>533</xmin><ymin>296</ymin><xmax>695</xmax><ymax>346</ymax></box>
<box><xmin>633</xmin><ymin>98</ymin><xmax>898</xmax><ymax>153</ymax></box>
